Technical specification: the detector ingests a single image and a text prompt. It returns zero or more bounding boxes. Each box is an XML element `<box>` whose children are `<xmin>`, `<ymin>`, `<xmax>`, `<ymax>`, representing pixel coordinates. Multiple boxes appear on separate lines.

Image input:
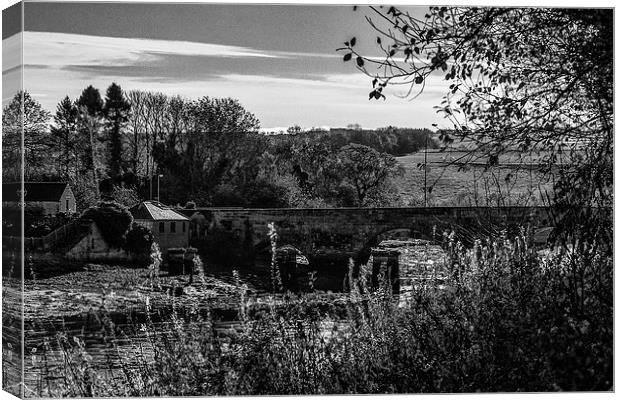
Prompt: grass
<box><xmin>394</xmin><ymin>151</ymin><xmax>554</xmax><ymax>206</ymax></box>
<box><xmin>21</xmin><ymin>264</ymin><xmax>244</xmax><ymax>322</ymax></box>
<box><xmin>14</xmin><ymin>228</ymin><xmax>613</xmax><ymax>397</ymax></box>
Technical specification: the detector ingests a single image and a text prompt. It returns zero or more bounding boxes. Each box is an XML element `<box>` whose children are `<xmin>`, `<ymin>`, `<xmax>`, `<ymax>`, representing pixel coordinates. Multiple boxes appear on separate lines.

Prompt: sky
<box><xmin>2</xmin><ymin>2</ymin><xmax>450</xmax><ymax>131</ymax></box>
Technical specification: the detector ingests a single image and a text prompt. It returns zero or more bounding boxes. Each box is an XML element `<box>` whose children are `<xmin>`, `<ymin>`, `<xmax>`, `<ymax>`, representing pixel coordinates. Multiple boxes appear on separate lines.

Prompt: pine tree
<box><xmin>76</xmin><ymin>85</ymin><xmax>104</xmax><ymax>201</ymax></box>
<box><xmin>76</xmin><ymin>85</ymin><xmax>103</xmax><ymax>116</ymax></box>
<box><xmin>103</xmin><ymin>83</ymin><xmax>131</xmax><ymax>178</ymax></box>
<box><xmin>50</xmin><ymin>96</ymin><xmax>79</xmax><ymax>180</ymax></box>
<box><xmin>76</xmin><ymin>86</ymin><xmax>104</xmax><ymax>175</ymax></box>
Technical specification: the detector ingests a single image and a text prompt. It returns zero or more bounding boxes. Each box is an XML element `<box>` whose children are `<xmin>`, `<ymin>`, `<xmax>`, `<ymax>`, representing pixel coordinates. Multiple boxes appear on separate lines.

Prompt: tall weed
<box><xmin>38</xmin><ymin>230</ymin><xmax>612</xmax><ymax>396</ymax></box>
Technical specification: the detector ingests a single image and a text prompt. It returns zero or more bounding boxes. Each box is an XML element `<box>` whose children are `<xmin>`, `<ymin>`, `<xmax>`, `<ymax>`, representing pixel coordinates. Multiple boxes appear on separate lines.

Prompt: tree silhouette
<box><xmin>103</xmin><ymin>83</ymin><xmax>131</xmax><ymax>177</ymax></box>
<box><xmin>2</xmin><ymin>91</ymin><xmax>51</xmax><ymax>180</ymax></box>
<box><xmin>76</xmin><ymin>85</ymin><xmax>103</xmax><ymax>116</ymax></box>
<box><xmin>336</xmin><ymin>143</ymin><xmax>401</xmax><ymax>206</ymax></box>
<box><xmin>50</xmin><ymin>96</ymin><xmax>79</xmax><ymax>180</ymax></box>
<box><xmin>76</xmin><ymin>85</ymin><xmax>104</xmax><ymax>175</ymax></box>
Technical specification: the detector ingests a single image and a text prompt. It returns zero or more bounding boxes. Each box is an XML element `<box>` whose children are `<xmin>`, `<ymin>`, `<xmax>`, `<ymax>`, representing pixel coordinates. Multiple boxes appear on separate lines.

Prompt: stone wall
<box><xmin>182</xmin><ymin>207</ymin><xmax>552</xmax><ymax>263</ymax></box>
<box><xmin>65</xmin><ymin>221</ymin><xmax>132</xmax><ymax>262</ymax></box>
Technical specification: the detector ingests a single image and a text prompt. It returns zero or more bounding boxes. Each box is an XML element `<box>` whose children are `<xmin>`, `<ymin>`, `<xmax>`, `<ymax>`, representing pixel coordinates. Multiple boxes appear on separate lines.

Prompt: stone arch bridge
<box><xmin>178</xmin><ymin>207</ymin><xmax>553</xmax><ymax>264</ymax></box>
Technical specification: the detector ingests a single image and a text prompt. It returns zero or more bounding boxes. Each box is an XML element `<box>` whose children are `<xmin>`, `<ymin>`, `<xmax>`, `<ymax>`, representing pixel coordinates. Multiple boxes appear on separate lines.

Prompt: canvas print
<box><xmin>1</xmin><ymin>2</ymin><xmax>613</xmax><ymax>397</ymax></box>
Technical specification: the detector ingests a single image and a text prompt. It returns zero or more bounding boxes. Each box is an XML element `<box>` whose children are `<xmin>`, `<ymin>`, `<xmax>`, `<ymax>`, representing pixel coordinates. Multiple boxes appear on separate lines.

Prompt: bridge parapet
<box><xmin>178</xmin><ymin>206</ymin><xmax>553</xmax><ymax>264</ymax></box>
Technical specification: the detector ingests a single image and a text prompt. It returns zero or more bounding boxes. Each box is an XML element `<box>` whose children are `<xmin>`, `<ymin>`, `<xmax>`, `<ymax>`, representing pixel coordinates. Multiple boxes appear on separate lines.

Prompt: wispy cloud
<box><xmin>22</xmin><ymin>31</ymin><xmax>339</xmax><ymax>69</ymax></box>
<box><xmin>219</xmin><ymin>73</ymin><xmax>366</xmax><ymax>90</ymax></box>
<box><xmin>4</xmin><ymin>31</ymin><xmax>446</xmax><ymax>129</ymax></box>
<box><xmin>23</xmin><ymin>31</ymin><xmax>285</xmax><ymax>68</ymax></box>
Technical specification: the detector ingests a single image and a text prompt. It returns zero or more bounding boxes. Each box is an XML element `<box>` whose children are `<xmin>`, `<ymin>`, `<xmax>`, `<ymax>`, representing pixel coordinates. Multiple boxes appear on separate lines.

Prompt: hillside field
<box><xmin>394</xmin><ymin>150</ymin><xmax>555</xmax><ymax>207</ymax></box>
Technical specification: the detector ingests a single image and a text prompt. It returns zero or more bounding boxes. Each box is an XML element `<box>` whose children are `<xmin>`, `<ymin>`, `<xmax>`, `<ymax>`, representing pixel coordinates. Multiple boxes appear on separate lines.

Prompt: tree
<box><xmin>143</xmin><ymin>92</ymin><xmax>169</xmax><ymax>179</ymax></box>
<box><xmin>124</xmin><ymin>222</ymin><xmax>154</xmax><ymax>256</ymax></box>
<box><xmin>78</xmin><ymin>108</ymin><xmax>103</xmax><ymax>201</ymax></box>
<box><xmin>103</xmin><ymin>83</ymin><xmax>131</xmax><ymax>177</ymax></box>
<box><xmin>76</xmin><ymin>85</ymin><xmax>103</xmax><ymax>116</ymax></box>
<box><xmin>80</xmin><ymin>201</ymin><xmax>133</xmax><ymax>248</ymax></box>
<box><xmin>287</xmin><ymin>125</ymin><xmax>303</xmax><ymax>134</ymax></box>
<box><xmin>76</xmin><ymin>86</ymin><xmax>105</xmax><ymax>200</ymax></box>
<box><xmin>288</xmin><ymin>139</ymin><xmax>344</xmax><ymax>204</ymax></box>
<box><xmin>126</xmin><ymin>90</ymin><xmax>148</xmax><ymax>176</ymax></box>
<box><xmin>2</xmin><ymin>91</ymin><xmax>51</xmax><ymax>180</ymax></box>
<box><xmin>190</xmin><ymin>96</ymin><xmax>261</xmax><ymax>153</ymax></box>
<box><xmin>343</xmin><ymin>7</ymin><xmax>612</xmax><ymax>247</ymax></box>
<box><xmin>153</xmin><ymin>95</ymin><xmax>261</xmax><ymax>203</ymax></box>
<box><xmin>336</xmin><ymin>143</ymin><xmax>401</xmax><ymax>206</ymax></box>
<box><xmin>72</xmin><ymin>178</ymin><xmax>99</xmax><ymax>212</ymax></box>
<box><xmin>110</xmin><ymin>184</ymin><xmax>140</xmax><ymax>208</ymax></box>
<box><xmin>76</xmin><ymin>86</ymin><xmax>104</xmax><ymax>172</ymax></box>
<box><xmin>50</xmin><ymin>96</ymin><xmax>79</xmax><ymax>180</ymax></box>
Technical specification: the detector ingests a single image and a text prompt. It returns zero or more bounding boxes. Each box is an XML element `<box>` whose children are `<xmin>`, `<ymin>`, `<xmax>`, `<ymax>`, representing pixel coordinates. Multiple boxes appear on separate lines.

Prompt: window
<box><xmin>182</xmin><ymin>222</ymin><xmax>186</xmax><ymax>233</ymax></box>
<box><xmin>66</xmin><ymin>198</ymin><xmax>70</xmax><ymax>211</ymax></box>
<box><xmin>170</xmin><ymin>222</ymin><xmax>176</xmax><ymax>233</ymax></box>
<box><xmin>159</xmin><ymin>222</ymin><xmax>165</xmax><ymax>233</ymax></box>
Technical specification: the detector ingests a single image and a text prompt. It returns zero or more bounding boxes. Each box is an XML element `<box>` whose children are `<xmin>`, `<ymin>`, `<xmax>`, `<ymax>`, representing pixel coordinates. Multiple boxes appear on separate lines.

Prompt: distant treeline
<box><xmin>2</xmin><ymin>87</ymin><xmax>435</xmax><ymax>211</ymax></box>
<box><xmin>268</xmin><ymin>127</ymin><xmax>438</xmax><ymax>156</ymax></box>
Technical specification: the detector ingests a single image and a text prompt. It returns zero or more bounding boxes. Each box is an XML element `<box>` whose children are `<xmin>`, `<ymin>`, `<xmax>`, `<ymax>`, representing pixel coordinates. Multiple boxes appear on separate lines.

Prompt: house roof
<box><xmin>130</xmin><ymin>201</ymin><xmax>189</xmax><ymax>221</ymax></box>
<box><xmin>2</xmin><ymin>182</ymin><xmax>69</xmax><ymax>202</ymax></box>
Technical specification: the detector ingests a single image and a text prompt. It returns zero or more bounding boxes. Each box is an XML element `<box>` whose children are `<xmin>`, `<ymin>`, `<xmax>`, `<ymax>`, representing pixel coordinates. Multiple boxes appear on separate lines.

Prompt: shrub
<box><xmin>210</xmin><ymin>180</ymin><xmax>288</xmax><ymax>208</ymax></box>
<box><xmin>71</xmin><ymin>178</ymin><xmax>100</xmax><ymax>212</ymax></box>
<box><xmin>209</xmin><ymin>183</ymin><xmax>244</xmax><ymax>207</ymax></box>
<box><xmin>243</xmin><ymin>180</ymin><xmax>288</xmax><ymax>208</ymax></box>
<box><xmin>80</xmin><ymin>201</ymin><xmax>133</xmax><ymax>248</ymax></box>
<box><xmin>123</xmin><ymin>222</ymin><xmax>154</xmax><ymax>255</ymax></box>
<box><xmin>33</xmin><ymin>230</ymin><xmax>613</xmax><ymax>396</ymax></box>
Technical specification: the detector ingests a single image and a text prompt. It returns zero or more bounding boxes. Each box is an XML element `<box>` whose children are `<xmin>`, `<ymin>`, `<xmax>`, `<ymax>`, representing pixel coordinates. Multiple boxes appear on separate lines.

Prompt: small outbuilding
<box><xmin>2</xmin><ymin>182</ymin><xmax>77</xmax><ymax>215</ymax></box>
<box><xmin>130</xmin><ymin>201</ymin><xmax>189</xmax><ymax>254</ymax></box>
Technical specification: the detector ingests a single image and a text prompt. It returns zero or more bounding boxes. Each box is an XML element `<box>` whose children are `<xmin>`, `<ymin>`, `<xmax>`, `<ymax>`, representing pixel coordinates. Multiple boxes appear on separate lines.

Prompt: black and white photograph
<box><xmin>1</xmin><ymin>1</ymin><xmax>614</xmax><ymax>397</ymax></box>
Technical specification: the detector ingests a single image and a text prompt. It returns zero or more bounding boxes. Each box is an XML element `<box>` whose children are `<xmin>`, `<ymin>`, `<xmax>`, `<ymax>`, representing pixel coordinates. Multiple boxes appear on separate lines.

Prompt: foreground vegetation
<box><xmin>2</xmin><ymin>6</ymin><xmax>612</xmax><ymax>396</ymax></box>
<box><xmin>24</xmin><ymin>230</ymin><xmax>612</xmax><ymax>396</ymax></box>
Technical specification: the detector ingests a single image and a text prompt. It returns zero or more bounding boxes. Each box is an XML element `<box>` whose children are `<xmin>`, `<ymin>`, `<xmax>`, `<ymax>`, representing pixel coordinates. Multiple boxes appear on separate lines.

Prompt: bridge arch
<box><xmin>356</xmin><ymin>227</ymin><xmax>434</xmax><ymax>265</ymax></box>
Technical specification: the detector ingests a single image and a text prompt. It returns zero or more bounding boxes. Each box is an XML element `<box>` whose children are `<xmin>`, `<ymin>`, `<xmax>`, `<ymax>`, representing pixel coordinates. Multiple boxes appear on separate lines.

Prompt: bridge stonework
<box><xmin>179</xmin><ymin>207</ymin><xmax>552</xmax><ymax>263</ymax></box>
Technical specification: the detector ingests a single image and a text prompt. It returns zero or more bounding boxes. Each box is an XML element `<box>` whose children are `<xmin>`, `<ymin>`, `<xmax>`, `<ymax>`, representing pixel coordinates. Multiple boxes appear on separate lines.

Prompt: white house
<box><xmin>129</xmin><ymin>201</ymin><xmax>189</xmax><ymax>254</ymax></box>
